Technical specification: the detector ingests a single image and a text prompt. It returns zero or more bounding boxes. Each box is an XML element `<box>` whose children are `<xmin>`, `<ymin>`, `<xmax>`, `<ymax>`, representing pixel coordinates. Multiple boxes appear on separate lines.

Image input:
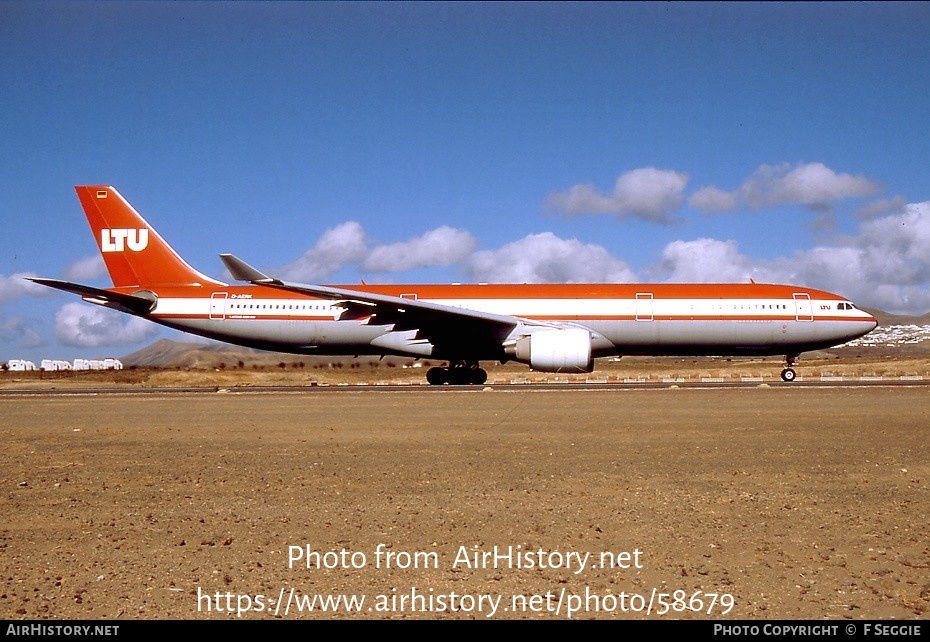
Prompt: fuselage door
<box><xmin>793</xmin><ymin>292</ymin><xmax>813</xmax><ymax>321</ymax></box>
<box><xmin>209</xmin><ymin>292</ymin><xmax>228</xmax><ymax>320</ymax></box>
<box><xmin>635</xmin><ymin>292</ymin><xmax>654</xmax><ymax>321</ymax></box>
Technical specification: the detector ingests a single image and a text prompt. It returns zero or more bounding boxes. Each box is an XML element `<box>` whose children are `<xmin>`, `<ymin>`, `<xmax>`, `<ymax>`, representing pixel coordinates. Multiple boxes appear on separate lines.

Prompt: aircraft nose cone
<box><xmin>859</xmin><ymin>317</ymin><xmax>879</xmax><ymax>337</ymax></box>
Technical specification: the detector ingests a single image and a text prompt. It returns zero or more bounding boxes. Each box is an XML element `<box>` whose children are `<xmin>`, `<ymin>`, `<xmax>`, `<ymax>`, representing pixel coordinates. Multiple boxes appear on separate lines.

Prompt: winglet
<box><xmin>220</xmin><ymin>254</ymin><xmax>281</xmax><ymax>285</ymax></box>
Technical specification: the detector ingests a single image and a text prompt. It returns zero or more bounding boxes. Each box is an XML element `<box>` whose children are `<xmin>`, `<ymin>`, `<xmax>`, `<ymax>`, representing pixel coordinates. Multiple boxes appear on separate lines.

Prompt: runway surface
<box><xmin>2</xmin><ymin>386</ymin><xmax>928</xmax><ymax>619</ymax></box>
<box><xmin>1</xmin><ymin>376</ymin><xmax>929</xmax><ymax>396</ymax></box>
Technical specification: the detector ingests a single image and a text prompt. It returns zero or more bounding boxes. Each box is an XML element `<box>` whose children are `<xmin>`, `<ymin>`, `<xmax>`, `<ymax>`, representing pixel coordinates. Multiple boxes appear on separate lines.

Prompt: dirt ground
<box><xmin>1</xmin><ymin>386</ymin><xmax>928</xmax><ymax>620</ymax></box>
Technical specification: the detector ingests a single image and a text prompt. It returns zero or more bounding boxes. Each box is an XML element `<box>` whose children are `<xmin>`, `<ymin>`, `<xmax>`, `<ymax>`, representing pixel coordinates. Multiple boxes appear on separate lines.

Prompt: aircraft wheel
<box><xmin>434</xmin><ymin>362</ymin><xmax>487</xmax><ymax>385</ymax></box>
<box><xmin>780</xmin><ymin>368</ymin><xmax>796</xmax><ymax>382</ymax></box>
<box><xmin>449</xmin><ymin>368</ymin><xmax>472</xmax><ymax>386</ymax></box>
<box><xmin>426</xmin><ymin>367</ymin><xmax>448</xmax><ymax>385</ymax></box>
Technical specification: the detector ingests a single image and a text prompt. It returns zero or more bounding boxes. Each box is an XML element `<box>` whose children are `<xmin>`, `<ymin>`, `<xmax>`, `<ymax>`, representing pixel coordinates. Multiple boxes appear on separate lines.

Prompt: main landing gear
<box><xmin>781</xmin><ymin>355</ymin><xmax>799</xmax><ymax>382</ymax></box>
<box><xmin>426</xmin><ymin>360</ymin><xmax>488</xmax><ymax>386</ymax></box>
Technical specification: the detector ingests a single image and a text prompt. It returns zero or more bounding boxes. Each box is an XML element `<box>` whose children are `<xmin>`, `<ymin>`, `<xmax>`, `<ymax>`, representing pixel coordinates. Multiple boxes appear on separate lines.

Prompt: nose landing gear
<box><xmin>781</xmin><ymin>355</ymin><xmax>799</xmax><ymax>382</ymax></box>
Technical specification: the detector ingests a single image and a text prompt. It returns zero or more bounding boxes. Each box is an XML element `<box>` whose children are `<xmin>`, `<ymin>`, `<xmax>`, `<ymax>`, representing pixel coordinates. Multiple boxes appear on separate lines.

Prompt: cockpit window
<box><xmin>837</xmin><ymin>302</ymin><xmax>857</xmax><ymax>310</ymax></box>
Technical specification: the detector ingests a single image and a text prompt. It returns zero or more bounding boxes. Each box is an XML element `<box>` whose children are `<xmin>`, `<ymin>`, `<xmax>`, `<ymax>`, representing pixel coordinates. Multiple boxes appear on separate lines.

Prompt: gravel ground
<box><xmin>2</xmin><ymin>387</ymin><xmax>928</xmax><ymax>620</ymax></box>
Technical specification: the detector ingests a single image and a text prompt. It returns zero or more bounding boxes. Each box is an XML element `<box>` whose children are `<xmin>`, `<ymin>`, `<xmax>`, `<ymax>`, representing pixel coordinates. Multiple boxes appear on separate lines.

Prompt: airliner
<box><xmin>29</xmin><ymin>186</ymin><xmax>878</xmax><ymax>385</ymax></box>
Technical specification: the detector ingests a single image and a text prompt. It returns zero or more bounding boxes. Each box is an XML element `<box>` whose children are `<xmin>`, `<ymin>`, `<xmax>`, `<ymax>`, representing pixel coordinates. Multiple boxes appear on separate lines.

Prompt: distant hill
<box><xmin>862</xmin><ymin>308</ymin><xmax>930</xmax><ymax>328</ymax></box>
<box><xmin>121</xmin><ymin>339</ymin><xmax>267</xmax><ymax>368</ymax></box>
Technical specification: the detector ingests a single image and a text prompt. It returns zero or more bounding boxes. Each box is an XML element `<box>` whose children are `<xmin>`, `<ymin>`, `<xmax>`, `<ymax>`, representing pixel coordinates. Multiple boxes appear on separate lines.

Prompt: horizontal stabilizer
<box><xmin>25</xmin><ymin>278</ymin><xmax>157</xmax><ymax>315</ymax></box>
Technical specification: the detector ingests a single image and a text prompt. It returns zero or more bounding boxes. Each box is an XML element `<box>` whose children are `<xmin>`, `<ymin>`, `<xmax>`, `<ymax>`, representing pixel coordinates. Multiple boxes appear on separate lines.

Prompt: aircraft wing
<box><xmin>219</xmin><ymin>254</ymin><xmax>562</xmax><ymax>359</ymax></box>
<box><xmin>220</xmin><ymin>254</ymin><xmax>532</xmax><ymax>328</ymax></box>
<box><xmin>26</xmin><ymin>278</ymin><xmax>158</xmax><ymax>315</ymax></box>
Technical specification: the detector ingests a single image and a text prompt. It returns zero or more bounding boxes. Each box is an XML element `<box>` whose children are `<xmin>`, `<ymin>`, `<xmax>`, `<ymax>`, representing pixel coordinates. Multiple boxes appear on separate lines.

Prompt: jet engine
<box><xmin>511</xmin><ymin>328</ymin><xmax>593</xmax><ymax>373</ymax></box>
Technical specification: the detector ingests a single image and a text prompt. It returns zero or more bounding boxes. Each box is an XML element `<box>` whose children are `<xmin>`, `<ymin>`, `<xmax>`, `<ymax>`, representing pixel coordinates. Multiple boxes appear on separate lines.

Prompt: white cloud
<box><xmin>827</xmin><ymin>200</ymin><xmax>930</xmax><ymax>311</ymax></box>
<box><xmin>279</xmin><ymin>222</ymin><xmax>481</xmax><ymax>281</ymax></box>
<box><xmin>691</xmin><ymin>162</ymin><xmax>882</xmax><ymax>214</ymax></box>
<box><xmin>848</xmin><ymin>204</ymin><xmax>926</xmax><ymax>286</ymax></box>
<box><xmin>547</xmin><ymin>167</ymin><xmax>689</xmax><ymax>223</ymax></box>
<box><xmin>657</xmin><ymin>238</ymin><xmax>887</xmax><ymax>308</ymax></box>
<box><xmin>0</xmin><ymin>272</ymin><xmax>49</xmax><ymax>302</ymax></box>
<box><xmin>363</xmin><ymin>226</ymin><xmax>477</xmax><ymax>273</ymax></box>
<box><xmin>655</xmin><ymin>201</ymin><xmax>930</xmax><ymax>314</ymax></box>
<box><xmin>208</xmin><ymin>192</ymin><xmax>930</xmax><ymax>315</ymax></box>
<box><xmin>0</xmin><ymin>315</ymin><xmax>44</xmax><ymax>349</ymax></box>
<box><xmin>659</xmin><ymin>238</ymin><xmax>759</xmax><ymax>283</ymax></box>
<box><xmin>741</xmin><ymin>162</ymin><xmax>881</xmax><ymax>209</ymax></box>
<box><xmin>466</xmin><ymin>232</ymin><xmax>637</xmax><ymax>283</ymax></box>
<box><xmin>688</xmin><ymin>186</ymin><xmax>738</xmax><ymax>213</ymax></box>
<box><xmin>771</xmin><ymin>243</ymin><xmax>930</xmax><ymax>314</ymax></box>
<box><xmin>54</xmin><ymin>303</ymin><xmax>160</xmax><ymax>348</ymax></box>
<box><xmin>22</xmin><ymin>327</ymin><xmax>43</xmax><ymax>348</ymax></box>
<box><xmin>766</xmin><ymin>245</ymin><xmax>863</xmax><ymax>296</ymax></box>
<box><xmin>853</xmin><ymin>195</ymin><xmax>907</xmax><ymax>220</ymax></box>
<box><xmin>278</xmin><ymin>221</ymin><xmax>368</xmax><ymax>282</ymax></box>
<box><xmin>64</xmin><ymin>255</ymin><xmax>107</xmax><ymax>281</ymax></box>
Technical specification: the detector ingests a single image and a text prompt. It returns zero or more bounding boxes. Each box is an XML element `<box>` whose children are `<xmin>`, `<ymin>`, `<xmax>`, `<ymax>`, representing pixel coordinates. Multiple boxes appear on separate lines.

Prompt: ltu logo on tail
<box><xmin>101</xmin><ymin>228</ymin><xmax>149</xmax><ymax>252</ymax></box>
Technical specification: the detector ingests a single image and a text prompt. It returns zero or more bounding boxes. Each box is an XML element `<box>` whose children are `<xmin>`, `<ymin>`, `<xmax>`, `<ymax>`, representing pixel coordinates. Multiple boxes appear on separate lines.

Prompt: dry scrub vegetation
<box><xmin>3</xmin><ymin>352</ymin><xmax>929</xmax><ymax>389</ymax></box>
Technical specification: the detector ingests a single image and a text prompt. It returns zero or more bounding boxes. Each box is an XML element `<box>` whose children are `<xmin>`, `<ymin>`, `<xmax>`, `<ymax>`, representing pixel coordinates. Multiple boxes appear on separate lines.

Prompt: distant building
<box><xmin>72</xmin><ymin>358</ymin><xmax>123</xmax><ymax>371</ymax></box>
<box><xmin>5</xmin><ymin>358</ymin><xmax>122</xmax><ymax>372</ymax></box>
<box><xmin>6</xmin><ymin>359</ymin><xmax>37</xmax><ymax>371</ymax></box>
<box><xmin>40</xmin><ymin>359</ymin><xmax>73</xmax><ymax>371</ymax></box>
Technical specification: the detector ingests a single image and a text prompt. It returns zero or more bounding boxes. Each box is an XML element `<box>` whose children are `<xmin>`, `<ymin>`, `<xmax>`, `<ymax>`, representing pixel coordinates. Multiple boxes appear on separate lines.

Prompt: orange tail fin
<box><xmin>75</xmin><ymin>186</ymin><xmax>224</xmax><ymax>289</ymax></box>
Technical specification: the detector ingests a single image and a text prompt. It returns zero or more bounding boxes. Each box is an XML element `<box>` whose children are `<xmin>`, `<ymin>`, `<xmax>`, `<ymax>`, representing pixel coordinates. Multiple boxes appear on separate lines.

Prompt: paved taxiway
<box><xmin>2</xmin><ymin>386</ymin><xmax>928</xmax><ymax>619</ymax></box>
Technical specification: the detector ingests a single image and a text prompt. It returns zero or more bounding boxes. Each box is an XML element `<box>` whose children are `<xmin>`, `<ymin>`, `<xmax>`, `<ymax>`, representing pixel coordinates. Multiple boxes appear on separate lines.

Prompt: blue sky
<box><xmin>2</xmin><ymin>2</ymin><xmax>929</xmax><ymax>362</ymax></box>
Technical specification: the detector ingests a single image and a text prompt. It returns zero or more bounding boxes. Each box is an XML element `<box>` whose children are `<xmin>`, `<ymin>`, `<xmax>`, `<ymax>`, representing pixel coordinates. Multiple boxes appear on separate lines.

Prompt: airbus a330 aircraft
<box><xmin>30</xmin><ymin>186</ymin><xmax>878</xmax><ymax>384</ymax></box>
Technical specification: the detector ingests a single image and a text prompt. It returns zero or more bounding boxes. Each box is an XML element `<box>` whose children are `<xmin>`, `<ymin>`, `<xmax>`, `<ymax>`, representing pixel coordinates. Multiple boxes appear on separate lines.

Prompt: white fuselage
<box><xmin>142</xmin><ymin>285</ymin><xmax>878</xmax><ymax>360</ymax></box>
